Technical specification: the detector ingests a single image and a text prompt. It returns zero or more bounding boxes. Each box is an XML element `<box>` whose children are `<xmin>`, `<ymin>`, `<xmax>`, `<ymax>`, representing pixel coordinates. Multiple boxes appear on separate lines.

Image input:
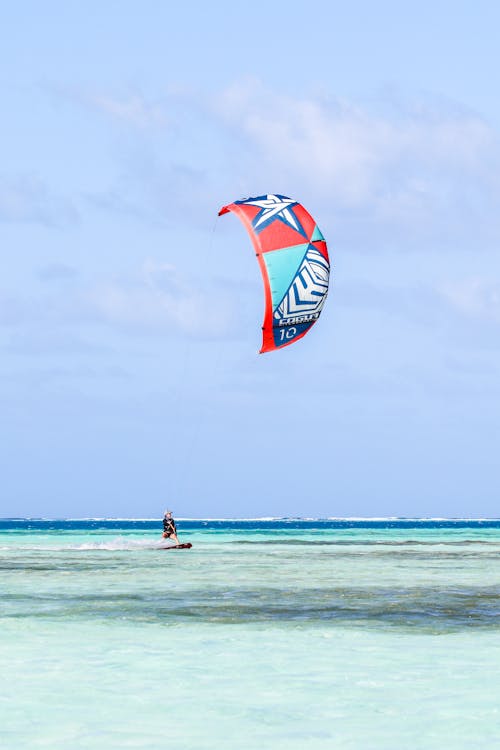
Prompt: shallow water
<box><xmin>1</xmin><ymin>520</ymin><xmax>499</xmax><ymax>749</ymax></box>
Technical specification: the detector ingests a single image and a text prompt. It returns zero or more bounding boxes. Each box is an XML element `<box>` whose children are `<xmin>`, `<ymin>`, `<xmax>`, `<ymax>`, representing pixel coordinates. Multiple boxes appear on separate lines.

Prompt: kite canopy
<box><xmin>219</xmin><ymin>194</ymin><xmax>330</xmax><ymax>353</ymax></box>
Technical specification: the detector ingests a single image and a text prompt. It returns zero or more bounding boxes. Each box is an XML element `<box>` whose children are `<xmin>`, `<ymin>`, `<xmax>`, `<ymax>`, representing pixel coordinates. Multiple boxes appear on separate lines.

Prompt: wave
<box><xmin>231</xmin><ymin>538</ymin><xmax>500</xmax><ymax>546</ymax></box>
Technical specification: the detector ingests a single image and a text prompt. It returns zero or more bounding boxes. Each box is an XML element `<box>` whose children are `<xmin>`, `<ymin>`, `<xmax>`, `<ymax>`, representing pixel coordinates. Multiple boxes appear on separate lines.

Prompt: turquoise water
<box><xmin>1</xmin><ymin>520</ymin><xmax>499</xmax><ymax>749</ymax></box>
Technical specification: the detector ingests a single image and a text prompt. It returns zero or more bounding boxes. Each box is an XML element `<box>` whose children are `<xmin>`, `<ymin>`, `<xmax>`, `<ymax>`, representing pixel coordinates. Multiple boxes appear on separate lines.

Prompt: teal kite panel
<box><xmin>311</xmin><ymin>225</ymin><xmax>325</xmax><ymax>242</ymax></box>
<box><xmin>263</xmin><ymin>244</ymin><xmax>309</xmax><ymax>309</ymax></box>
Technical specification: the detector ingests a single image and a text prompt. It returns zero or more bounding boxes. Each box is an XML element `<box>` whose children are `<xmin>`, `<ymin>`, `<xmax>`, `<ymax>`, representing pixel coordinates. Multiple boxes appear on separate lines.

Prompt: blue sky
<box><xmin>1</xmin><ymin>1</ymin><xmax>500</xmax><ymax>518</ymax></box>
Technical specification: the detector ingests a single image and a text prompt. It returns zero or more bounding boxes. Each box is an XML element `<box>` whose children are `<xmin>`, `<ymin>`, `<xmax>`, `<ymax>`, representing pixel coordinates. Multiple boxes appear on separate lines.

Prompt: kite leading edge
<box><xmin>219</xmin><ymin>194</ymin><xmax>330</xmax><ymax>353</ymax></box>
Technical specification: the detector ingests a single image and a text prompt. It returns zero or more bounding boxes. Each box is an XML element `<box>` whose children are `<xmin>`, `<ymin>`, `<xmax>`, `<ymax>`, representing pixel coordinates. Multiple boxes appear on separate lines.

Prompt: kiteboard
<box><xmin>161</xmin><ymin>543</ymin><xmax>192</xmax><ymax>550</ymax></box>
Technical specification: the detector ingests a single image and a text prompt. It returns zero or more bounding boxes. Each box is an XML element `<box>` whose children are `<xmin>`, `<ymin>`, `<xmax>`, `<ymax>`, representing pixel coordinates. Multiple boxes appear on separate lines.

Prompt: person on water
<box><xmin>162</xmin><ymin>510</ymin><xmax>179</xmax><ymax>545</ymax></box>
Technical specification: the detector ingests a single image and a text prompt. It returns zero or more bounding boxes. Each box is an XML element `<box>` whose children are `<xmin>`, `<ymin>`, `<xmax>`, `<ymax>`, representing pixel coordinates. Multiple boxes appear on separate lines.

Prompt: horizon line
<box><xmin>2</xmin><ymin>516</ymin><xmax>500</xmax><ymax>522</ymax></box>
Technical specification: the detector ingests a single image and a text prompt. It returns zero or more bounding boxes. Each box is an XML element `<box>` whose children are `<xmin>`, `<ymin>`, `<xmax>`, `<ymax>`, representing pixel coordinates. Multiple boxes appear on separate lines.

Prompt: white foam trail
<box><xmin>0</xmin><ymin>537</ymin><xmax>175</xmax><ymax>552</ymax></box>
<box><xmin>71</xmin><ymin>536</ymin><xmax>173</xmax><ymax>551</ymax></box>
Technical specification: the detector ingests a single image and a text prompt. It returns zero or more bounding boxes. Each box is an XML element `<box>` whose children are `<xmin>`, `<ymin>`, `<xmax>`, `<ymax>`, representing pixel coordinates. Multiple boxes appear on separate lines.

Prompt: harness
<box><xmin>163</xmin><ymin>517</ymin><xmax>176</xmax><ymax>535</ymax></box>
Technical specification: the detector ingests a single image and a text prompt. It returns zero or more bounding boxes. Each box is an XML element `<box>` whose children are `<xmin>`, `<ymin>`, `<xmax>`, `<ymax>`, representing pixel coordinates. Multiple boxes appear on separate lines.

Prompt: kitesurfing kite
<box><xmin>219</xmin><ymin>194</ymin><xmax>330</xmax><ymax>353</ymax></box>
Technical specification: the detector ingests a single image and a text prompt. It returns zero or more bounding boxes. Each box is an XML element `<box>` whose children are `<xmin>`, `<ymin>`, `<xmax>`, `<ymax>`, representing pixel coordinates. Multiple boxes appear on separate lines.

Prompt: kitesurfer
<box><xmin>162</xmin><ymin>510</ymin><xmax>179</xmax><ymax>545</ymax></box>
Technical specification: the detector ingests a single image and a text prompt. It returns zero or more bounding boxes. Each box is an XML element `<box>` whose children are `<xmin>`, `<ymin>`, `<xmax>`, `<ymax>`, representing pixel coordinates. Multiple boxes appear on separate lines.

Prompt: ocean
<box><xmin>1</xmin><ymin>519</ymin><xmax>499</xmax><ymax>749</ymax></box>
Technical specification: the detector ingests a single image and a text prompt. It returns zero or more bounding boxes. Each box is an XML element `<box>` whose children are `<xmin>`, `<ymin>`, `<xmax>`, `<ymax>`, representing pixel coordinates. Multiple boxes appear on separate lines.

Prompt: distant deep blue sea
<box><xmin>2</xmin><ymin>517</ymin><xmax>500</xmax><ymax>530</ymax></box>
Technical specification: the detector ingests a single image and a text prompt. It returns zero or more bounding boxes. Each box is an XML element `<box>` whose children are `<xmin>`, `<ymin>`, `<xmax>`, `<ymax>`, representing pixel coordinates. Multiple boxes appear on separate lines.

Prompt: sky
<box><xmin>1</xmin><ymin>1</ymin><xmax>500</xmax><ymax>518</ymax></box>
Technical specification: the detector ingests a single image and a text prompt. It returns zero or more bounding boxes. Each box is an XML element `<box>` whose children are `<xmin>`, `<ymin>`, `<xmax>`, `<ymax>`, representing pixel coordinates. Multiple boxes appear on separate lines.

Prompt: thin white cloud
<box><xmin>49</xmin><ymin>83</ymin><xmax>172</xmax><ymax>130</ymax></box>
<box><xmin>214</xmin><ymin>80</ymin><xmax>500</xmax><ymax>246</ymax></box>
<box><xmin>43</xmin><ymin>80</ymin><xmax>500</xmax><ymax>251</ymax></box>
<box><xmin>440</xmin><ymin>277</ymin><xmax>500</xmax><ymax>323</ymax></box>
<box><xmin>0</xmin><ymin>174</ymin><xmax>78</xmax><ymax>226</ymax></box>
<box><xmin>216</xmin><ymin>80</ymin><xmax>495</xmax><ymax>197</ymax></box>
<box><xmin>85</xmin><ymin>157</ymin><xmax>213</xmax><ymax>229</ymax></box>
<box><xmin>86</xmin><ymin>260</ymin><xmax>234</xmax><ymax>337</ymax></box>
<box><xmin>37</xmin><ymin>263</ymin><xmax>79</xmax><ymax>282</ymax></box>
<box><xmin>0</xmin><ymin>262</ymin><xmax>235</xmax><ymax>340</ymax></box>
<box><xmin>90</xmin><ymin>93</ymin><xmax>169</xmax><ymax>129</ymax></box>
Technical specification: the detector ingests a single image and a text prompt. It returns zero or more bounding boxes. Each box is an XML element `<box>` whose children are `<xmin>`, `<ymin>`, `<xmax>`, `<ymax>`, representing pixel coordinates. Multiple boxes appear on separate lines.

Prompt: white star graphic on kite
<box><xmin>239</xmin><ymin>194</ymin><xmax>304</xmax><ymax>235</ymax></box>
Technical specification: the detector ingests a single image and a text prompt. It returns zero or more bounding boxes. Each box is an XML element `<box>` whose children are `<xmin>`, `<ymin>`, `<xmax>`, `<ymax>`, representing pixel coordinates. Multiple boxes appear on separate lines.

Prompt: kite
<box><xmin>219</xmin><ymin>194</ymin><xmax>330</xmax><ymax>352</ymax></box>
